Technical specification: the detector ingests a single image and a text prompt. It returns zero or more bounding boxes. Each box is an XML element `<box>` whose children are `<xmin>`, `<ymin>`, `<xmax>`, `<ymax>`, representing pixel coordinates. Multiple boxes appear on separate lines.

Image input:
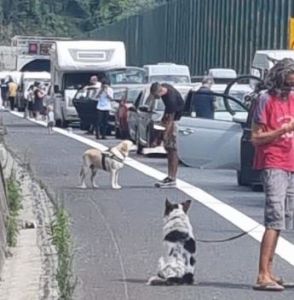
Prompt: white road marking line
<box><xmin>10</xmin><ymin>111</ymin><xmax>294</xmax><ymax>266</ymax></box>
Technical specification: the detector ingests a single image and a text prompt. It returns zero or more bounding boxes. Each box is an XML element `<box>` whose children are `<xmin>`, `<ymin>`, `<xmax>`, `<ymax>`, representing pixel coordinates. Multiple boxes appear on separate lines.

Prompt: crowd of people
<box><xmin>0</xmin><ymin>76</ymin><xmax>48</xmax><ymax>119</ymax></box>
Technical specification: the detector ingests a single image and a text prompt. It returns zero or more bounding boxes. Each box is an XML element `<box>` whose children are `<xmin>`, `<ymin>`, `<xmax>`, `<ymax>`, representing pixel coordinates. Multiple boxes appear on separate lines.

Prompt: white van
<box><xmin>251</xmin><ymin>50</ymin><xmax>294</xmax><ymax>79</ymax></box>
<box><xmin>50</xmin><ymin>40</ymin><xmax>126</xmax><ymax>127</ymax></box>
<box><xmin>143</xmin><ymin>63</ymin><xmax>191</xmax><ymax>84</ymax></box>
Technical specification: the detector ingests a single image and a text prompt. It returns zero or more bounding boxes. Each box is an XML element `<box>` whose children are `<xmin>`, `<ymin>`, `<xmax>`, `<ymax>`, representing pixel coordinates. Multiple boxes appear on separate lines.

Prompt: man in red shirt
<box><xmin>252</xmin><ymin>58</ymin><xmax>294</xmax><ymax>291</ymax></box>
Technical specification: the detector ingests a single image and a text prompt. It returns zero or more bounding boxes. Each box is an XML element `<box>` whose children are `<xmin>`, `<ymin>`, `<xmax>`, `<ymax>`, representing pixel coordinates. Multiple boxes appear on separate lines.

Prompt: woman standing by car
<box><xmin>95</xmin><ymin>78</ymin><xmax>113</xmax><ymax>139</ymax></box>
<box><xmin>33</xmin><ymin>82</ymin><xmax>45</xmax><ymax>119</ymax></box>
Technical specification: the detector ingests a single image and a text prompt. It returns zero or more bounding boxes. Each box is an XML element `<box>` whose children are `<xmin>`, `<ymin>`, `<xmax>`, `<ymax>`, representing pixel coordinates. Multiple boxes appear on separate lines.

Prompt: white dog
<box><xmin>79</xmin><ymin>140</ymin><xmax>133</xmax><ymax>189</ymax></box>
<box><xmin>148</xmin><ymin>199</ymin><xmax>196</xmax><ymax>285</ymax></box>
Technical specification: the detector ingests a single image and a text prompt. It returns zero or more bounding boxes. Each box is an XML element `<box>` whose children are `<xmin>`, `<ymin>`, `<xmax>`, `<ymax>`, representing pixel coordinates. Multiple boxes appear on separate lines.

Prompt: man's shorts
<box><xmin>262</xmin><ymin>169</ymin><xmax>294</xmax><ymax>230</ymax></box>
<box><xmin>163</xmin><ymin>122</ymin><xmax>177</xmax><ymax>151</ymax></box>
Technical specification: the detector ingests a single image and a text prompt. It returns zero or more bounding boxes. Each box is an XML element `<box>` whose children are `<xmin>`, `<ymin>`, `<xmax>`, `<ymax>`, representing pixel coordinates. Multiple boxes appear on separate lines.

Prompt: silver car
<box><xmin>178</xmin><ymin>91</ymin><xmax>249</xmax><ymax>169</ymax></box>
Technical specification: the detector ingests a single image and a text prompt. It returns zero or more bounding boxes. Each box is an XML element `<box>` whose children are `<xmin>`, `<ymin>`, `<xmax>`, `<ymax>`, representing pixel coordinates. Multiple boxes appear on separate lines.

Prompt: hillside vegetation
<box><xmin>0</xmin><ymin>0</ymin><xmax>165</xmax><ymax>43</ymax></box>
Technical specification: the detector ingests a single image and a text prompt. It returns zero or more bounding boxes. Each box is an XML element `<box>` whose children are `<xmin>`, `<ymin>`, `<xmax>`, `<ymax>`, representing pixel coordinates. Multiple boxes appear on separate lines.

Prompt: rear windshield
<box><xmin>63</xmin><ymin>68</ymin><xmax>145</xmax><ymax>89</ymax></box>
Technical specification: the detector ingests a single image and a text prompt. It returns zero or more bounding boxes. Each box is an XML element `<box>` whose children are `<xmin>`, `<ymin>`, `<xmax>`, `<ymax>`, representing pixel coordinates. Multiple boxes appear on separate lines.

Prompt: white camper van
<box><xmin>143</xmin><ymin>63</ymin><xmax>191</xmax><ymax>84</ymax></box>
<box><xmin>50</xmin><ymin>40</ymin><xmax>126</xmax><ymax>127</ymax></box>
<box><xmin>251</xmin><ymin>50</ymin><xmax>294</xmax><ymax>79</ymax></box>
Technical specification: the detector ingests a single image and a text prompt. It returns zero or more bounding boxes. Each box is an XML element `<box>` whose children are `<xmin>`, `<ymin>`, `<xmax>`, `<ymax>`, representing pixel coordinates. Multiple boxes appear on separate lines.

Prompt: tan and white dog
<box><xmin>79</xmin><ymin>140</ymin><xmax>133</xmax><ymax>190</ymax></box>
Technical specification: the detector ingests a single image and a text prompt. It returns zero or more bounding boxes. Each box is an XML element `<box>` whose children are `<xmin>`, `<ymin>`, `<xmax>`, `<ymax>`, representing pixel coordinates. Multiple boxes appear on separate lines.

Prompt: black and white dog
<box><xmin>148</xmin><ymin>199</ymin><xmax>196</xmax><ymax>285</ymax></box>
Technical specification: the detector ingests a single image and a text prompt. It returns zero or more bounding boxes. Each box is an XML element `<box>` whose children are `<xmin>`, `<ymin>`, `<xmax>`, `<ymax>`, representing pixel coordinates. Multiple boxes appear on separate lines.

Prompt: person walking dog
<box><xmin>252</xmin><ymin>58</ymin><xmax>294</xmax><ymax>291</ymax></box>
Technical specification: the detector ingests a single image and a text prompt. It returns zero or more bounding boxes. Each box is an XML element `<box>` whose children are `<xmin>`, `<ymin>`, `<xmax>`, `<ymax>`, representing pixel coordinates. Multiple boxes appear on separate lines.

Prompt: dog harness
<box><xmin>101</xmin><ymin>148</ymin><xmax>126</xmax><ymax>171</ymax></box>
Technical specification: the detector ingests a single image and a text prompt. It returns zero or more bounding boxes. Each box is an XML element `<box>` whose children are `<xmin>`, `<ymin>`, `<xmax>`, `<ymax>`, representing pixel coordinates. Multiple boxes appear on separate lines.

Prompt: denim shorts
<box><xmin>262</xmin><ymin>169</ymin><xmax>294</xmax><ymax>230</ymax></box>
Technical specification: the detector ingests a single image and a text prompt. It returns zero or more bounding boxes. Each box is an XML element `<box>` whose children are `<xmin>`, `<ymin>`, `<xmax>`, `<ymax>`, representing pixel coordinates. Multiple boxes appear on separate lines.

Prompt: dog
<box><xmin>79</xmin><ymin>140</ymin><xmax>133</xmax><ymax>190</ymax></box>
<box><xmin>148</xmin><ymin>199</ymin><xmax>196</xmax><ymax>285</ymax></box>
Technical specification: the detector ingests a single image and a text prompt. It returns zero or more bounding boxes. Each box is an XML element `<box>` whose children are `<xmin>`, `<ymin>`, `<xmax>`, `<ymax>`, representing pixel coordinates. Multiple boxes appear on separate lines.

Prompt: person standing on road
<box><xmin>96</xmin><ymin>78</ymin><xmax>113</xmax><ymax>139</ymax></box>
<box><xmin>85</xmin><ymin>75</ymin><xmax>101</xmax><ymax>135</ymax></box>
<box><xmin>192</xmin><ymin>76</ymin><xmax>216</xmax><ymax>119</ymax></box>
<box><xmin>7</xmin><ymin>77</ymin><xmax>18</xmax><ymax>111</ymax></box>
<box><xmin>150</xmin><ymin>82</ymin><xmax>184</xmax><ymax>188</ymax></box>
<box><xmin>252</xmin><ymin>58</ymin><xmax>294</xmax><ymax>291</ymax></box>
<box><xmin>33</xmin><ymin>82</ymin><xmax>46</xmax><ymax>120</ymax></box>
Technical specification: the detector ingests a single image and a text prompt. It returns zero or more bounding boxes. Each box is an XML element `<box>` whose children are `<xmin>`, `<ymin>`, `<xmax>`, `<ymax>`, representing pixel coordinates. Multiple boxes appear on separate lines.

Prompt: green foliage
<box><xmin>6</xmin><ymin>174</ymin><xmax>22</xmax><ymax>247</ymax></box>
<box><xmin>0</xmin><ymin>0</ymin><xmax>166</xmax><ymax>43</ymax></box>
<box><xmin>51</xmin><ymin>206</ymin><xmax>76</xmax><ymax>300</ymax></box>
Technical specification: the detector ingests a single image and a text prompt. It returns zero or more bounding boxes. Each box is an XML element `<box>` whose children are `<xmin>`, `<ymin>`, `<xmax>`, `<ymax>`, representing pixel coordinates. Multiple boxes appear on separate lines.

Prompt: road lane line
<box><xmin>9</xmin><ymin>111</ymin><xmax>294</xmax><ymax>267</ymax></box>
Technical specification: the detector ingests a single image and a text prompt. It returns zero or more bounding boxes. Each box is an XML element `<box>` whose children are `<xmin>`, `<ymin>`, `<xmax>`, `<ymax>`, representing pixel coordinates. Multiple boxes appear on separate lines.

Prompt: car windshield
<box><xmin>149</xmin><ymin>75</ymin><xmax>190</xmax><ymax>84</ymax></box>
<box><xmin>215</xmin><ymin>96</ymin><xmax>246</xmax><ymax>112</ymax></box>
<box><xmin>108</xmin><ymin>68</ymin><xmax>145</xmax><ymax>84</ymax></box>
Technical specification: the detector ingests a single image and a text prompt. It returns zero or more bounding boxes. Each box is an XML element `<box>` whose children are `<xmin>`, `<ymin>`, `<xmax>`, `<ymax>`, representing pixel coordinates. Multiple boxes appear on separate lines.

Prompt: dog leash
<box><xmin>196</xmin><ymin>224</ymin><xmax>261</xmax><ymax>243</ymax></box>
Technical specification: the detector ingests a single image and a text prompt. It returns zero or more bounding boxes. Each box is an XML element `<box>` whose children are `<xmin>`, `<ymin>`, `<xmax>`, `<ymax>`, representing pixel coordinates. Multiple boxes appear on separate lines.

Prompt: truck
<box><xmin>50</xmin><ymin>40</ymin><xmax>126</xmax><ymax>127</ymax></box>
<box><xmin>143</xmin><ymin>63</ymin><xmax>191</xmax><ymax>84</ymax></box>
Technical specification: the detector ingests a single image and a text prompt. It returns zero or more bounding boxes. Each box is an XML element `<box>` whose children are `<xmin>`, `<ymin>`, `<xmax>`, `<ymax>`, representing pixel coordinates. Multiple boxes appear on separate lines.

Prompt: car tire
<box><xmin>251</xmin><ymin>184</ymin><xmax>263</xmax><ymax>192</ymax></box>
<box><xmin>136</xmin><ymin>133</ymin><xmax>143</xmax><ymax>154</ymax></box>
<box><xmin>237</xmin><ymin>170</ymin><xmax>247</xmax><ymax>186</ymax></box>
<box><xmin>115</xmin><ymin>127</ymin><xmax>121</xmax><ymax>139</ymax></box>
<box><xmin>55</xmin><ymin>119</ymin><xmax>62</xmax><ymax>128</ymax></box>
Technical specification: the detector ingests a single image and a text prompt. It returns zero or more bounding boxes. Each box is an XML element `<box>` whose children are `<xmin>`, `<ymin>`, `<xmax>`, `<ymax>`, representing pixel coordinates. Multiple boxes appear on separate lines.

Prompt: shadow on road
<box><xmin>115</xmin><ymin>279</ymin><xmax>252</xmax><ymax>290</ymax></box>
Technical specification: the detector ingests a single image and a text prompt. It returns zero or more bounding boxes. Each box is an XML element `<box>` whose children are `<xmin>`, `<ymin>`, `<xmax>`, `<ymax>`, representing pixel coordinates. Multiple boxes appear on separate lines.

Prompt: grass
<box><xmin>6</xmin><ymin>174</ymin><xmax>22</xmax><ymax>247</ymax></box>
<box><xmin>51</xmin><ymin>206</ymin><xmax>76</xmax><ymax>300</ymax></box>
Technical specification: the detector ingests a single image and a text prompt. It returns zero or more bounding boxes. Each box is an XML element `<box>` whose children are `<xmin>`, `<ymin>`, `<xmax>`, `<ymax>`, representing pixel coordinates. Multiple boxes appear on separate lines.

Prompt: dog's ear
<box><xmin>164</xmin><ymin>198</ymin><xmax>173</xmax><ymax>216</ymax></box>
<box><xmin>182</xmin><ymin>200</ymin><xmax>192</xmax><ymax>213</ymax></box>
<box><xmin>120</xmin><ymin>142</ymin><xmax>128</xmax><ymax>154</ymax></box>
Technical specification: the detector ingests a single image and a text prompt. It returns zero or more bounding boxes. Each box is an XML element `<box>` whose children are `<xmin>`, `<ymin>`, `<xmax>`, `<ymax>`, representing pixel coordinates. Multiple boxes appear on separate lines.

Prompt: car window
<box><xmin>75</xmin><ymin>87</ymin><xmax>99</xmax><ymax>100</ymax></box>
<box><xmin>214</xmin><ymin>96</ymin><xmax>248</xmax><ymax>121</ymax></box>
<box><xmin>143</xmin><ymin>92</ymin><xmax>165</xmax><ymax>111</ymax></box>
<box><xmin>107</xmin><ymin>68</ymin><xmax>145</xmax><ymax>84</ymax></box>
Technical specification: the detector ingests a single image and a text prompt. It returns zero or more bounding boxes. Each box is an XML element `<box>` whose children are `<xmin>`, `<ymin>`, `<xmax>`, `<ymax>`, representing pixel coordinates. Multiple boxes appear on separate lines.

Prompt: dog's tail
<box><xmin>80</xmin><ymin>154</ymin><xmax>90</xmax><ymax>178</ymax></box>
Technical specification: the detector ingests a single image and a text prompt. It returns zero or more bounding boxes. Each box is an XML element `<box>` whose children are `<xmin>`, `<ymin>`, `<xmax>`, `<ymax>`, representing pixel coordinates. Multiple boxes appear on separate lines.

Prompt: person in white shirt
<box><xmin>85</xmin><ymin>75</ymin><xmax>102</xmax><ymax>135</ymax></box>
<box><xmin>95</xmin><ymin>78</ymin><xmax>113</xmax><ymax>139</ymax></box>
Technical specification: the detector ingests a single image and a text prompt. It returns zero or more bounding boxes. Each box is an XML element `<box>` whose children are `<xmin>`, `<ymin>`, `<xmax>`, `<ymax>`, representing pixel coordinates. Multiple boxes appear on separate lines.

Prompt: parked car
<box><xmin>114</xmin><ymin>86</ymin><xmax>146</xmax><ymax>139</ymax></box>
<box><xmin>128</xmin><ymin>85</ymin><xmax>192</xmax><ymax>154</ymax></box>
<box><xmin>73</xmin><ymin>85</ymin><xmax>144</xmax><ymax>134</ymax></box>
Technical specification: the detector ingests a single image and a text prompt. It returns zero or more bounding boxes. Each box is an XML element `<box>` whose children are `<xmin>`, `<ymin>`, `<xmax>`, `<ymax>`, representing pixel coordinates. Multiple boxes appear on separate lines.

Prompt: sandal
<box><xmin>253</xmin><ymin>281</ymin><xmax>284</xmax><ymax>291</ymax></box>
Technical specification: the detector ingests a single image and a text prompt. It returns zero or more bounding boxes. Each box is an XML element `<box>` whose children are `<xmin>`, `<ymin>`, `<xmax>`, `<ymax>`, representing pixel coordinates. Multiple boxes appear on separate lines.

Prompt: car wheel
<box><xmin>55</xmin><ymin>119</ymin><xmax>62</xmax><ymax>128</ymax></box>
<box><xmin>115</xmin><ymin>127</ymin><xmax>121</xmax><ymax>139</ymax></box>
<box><xmin>237</xmin><ymin>170</ymin><xmax>247</xmax><ymax>186</ymax></box>
<box><xmin>136</xmin><ymin>132</ymin><xmax>143</xmax><ymax>154</ymax></box>
<box><xmin>251</xmin><ymin>184</ymin><xmax>263</xmax><ymax>192</ymax></box>
<box><xmin>60</xmin><ymin>110</ymin><xmax>68</xmax><ymax>128</ymax></box>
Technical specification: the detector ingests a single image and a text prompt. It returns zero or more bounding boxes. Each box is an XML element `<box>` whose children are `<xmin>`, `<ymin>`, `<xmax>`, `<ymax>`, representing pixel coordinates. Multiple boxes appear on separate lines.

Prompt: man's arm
<box><xmin>251</xmin><ymin>122</ymin><xmax>294</xmax><ymax>145</ymax></box>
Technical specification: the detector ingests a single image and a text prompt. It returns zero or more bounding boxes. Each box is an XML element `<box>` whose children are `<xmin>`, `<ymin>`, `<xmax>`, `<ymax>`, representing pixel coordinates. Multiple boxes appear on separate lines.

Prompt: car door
<box><xmin>128</xmin><ymin>91</ymin><xmax>144</xmax><ymax>141</ymax></box>
<box><xmin>178</xmin><ymin>93</ymin><xmax>248</xmax><ymax>169</ymax></box>
<box><xmin>137</xmin><ymin>93</ymin><xmax>153</xmax><ymax>145</ymax></box>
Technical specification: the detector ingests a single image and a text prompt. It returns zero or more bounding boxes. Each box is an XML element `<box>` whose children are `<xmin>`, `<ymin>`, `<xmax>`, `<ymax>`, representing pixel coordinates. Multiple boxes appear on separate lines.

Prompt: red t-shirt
<box><xmin>253</xmin><ymin>92</ymin><xmax>294</xmax><ymax>171</ymax></box>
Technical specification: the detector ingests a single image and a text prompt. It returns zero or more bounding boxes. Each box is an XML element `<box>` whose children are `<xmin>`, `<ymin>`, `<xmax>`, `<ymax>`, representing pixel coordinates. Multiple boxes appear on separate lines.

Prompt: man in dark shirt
<box><xmin>192</xmin><ymin>77</ymin><xmax>215</xmax><ymax>119</ymax></box>
<box><xmin>150</xmin><ymin>82</ymin><xmax>184</xmax><ymax>188</ymax></box>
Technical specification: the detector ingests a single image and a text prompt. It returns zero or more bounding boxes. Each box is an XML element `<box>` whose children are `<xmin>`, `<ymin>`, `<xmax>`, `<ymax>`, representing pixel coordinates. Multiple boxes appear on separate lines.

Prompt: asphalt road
<box><xmin>2</xmin><ymin>112</ymin><xmax>294</xmax><ymax>300</ymax></box>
